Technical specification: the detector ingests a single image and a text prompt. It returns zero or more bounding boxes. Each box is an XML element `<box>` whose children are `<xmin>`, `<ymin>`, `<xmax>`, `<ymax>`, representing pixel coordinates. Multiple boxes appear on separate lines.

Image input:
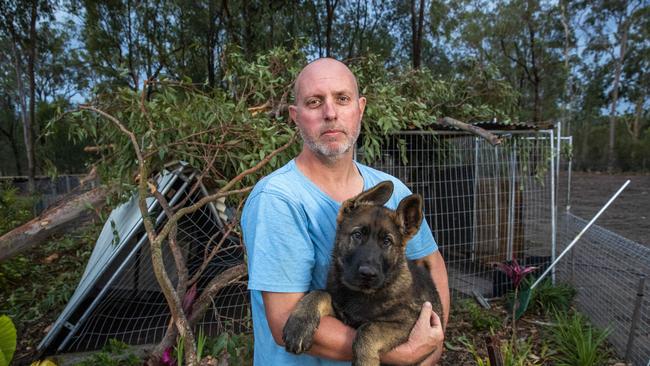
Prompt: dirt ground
<box><xmin>558</xmin><ymin>171</ymin><xmax>650</xmax><ymax>246</ymax></box>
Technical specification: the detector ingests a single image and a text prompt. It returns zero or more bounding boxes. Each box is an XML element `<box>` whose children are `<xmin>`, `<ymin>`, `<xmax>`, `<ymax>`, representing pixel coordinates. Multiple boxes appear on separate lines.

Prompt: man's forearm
<box><xmin>309</xmin><ymin>316</ymin><xmax>423</xmax><ymax>365</ymax></box>
<box><xmin>307</xmin><ymin>316</ymin><xmax>355</xmax><ymax>361</ymax></box>
<box><xmin>429</xmin><ymin>251</ymin><xmax>450</xmax><ymax>329</ymax></box>
<box><xmin>264</xmin><ymin>292</ymin><xmax>425</xmax><ymax>364</ymax></box>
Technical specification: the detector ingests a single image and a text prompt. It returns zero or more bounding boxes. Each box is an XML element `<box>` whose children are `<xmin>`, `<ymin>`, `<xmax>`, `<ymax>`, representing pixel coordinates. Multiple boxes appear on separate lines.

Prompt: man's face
<box><xmin>289</xmin><ymin>59</ymin><xmax>366</xmax><ymax>160</ymax></box>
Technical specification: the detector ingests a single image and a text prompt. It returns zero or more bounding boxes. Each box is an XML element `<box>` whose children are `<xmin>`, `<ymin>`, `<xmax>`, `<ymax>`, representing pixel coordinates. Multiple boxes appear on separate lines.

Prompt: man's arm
<box><xmin>263</xmin><ymin>291</ymin><xmax>443</xmax><ymax>364</ymax></box>
<box><xmin>415</xmin><ymin>250</ymin><xmax>450</xmax><ymax>329</ymax></box>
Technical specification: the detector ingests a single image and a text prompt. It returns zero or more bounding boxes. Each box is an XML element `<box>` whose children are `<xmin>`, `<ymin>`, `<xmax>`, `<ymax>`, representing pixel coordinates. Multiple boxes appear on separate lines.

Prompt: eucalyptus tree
<box><xmin>580</xmin><ymin>0</ymin><xmax>646</xmax><ymax>171</ymax></box>
<box><xmin>0</xmin><ymin>0</ymin><xmax>56</xmax><ymax>189</ymax></box>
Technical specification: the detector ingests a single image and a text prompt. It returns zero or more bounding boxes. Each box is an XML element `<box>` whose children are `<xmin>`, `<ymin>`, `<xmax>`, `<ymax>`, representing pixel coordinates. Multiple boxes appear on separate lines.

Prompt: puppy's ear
<box><xmin>340</xmin><ymin>181</ymin><xmax>393</xmax><ymax>215</ymax></box>
<box><xmin>396</xmin><ymin>194</ymin><xmax>423</xmax><ymax>240</ymax></box>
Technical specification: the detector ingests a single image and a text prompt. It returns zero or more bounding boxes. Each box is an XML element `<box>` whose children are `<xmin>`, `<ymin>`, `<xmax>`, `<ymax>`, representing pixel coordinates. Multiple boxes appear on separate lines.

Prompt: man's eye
<box><xmin>337</xmin><ymin>95</ymin><xmax>351</xmax><ymax>103</ymax></box>
<box><xmin>306</xmin><ymin>99</ymin><xmax>321</xmax><ymax>107</ymax></box>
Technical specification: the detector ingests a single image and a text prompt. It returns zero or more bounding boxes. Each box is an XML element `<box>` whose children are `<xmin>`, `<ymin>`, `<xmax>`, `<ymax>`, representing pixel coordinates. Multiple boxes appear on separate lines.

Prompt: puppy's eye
<box><xmin>351</xmin><ymin>231</ymin><xmax>363</xmax><ymax>240</ymax></box>
<box><xmin>383</xmin><ymin>237</ymin><xmax>392</xmax><ymax>247</ymax></box>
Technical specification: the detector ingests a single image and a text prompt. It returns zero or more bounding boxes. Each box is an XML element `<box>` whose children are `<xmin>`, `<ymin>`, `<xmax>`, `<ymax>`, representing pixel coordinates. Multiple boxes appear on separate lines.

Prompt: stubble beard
<box><xmin>299</xmin><ymin>122</ymin><xmax>361</xmax><ymax>162</ymax></box>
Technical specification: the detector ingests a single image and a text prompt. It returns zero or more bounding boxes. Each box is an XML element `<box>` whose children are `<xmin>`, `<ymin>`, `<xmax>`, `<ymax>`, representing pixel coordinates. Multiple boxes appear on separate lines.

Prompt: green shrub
<box><xmin>457</xmin><ymin>298</ymin><xmax>502</xmax><ymax>332</ymax></box>
<box><xmin>456</xmin><ymin>335</ymin><xmax>546</xmax><ymax>366</ymax></box>
<box><xmin>550</xmin><ymin>311</ymin><xmax>611</xmax><ymax>366</ymax></box>
<box><xmin>0</xmin><ymin>223</ymin><xmax>98</xmax><ymax>358</ymax></box>
<box><xmin>500</xmin><ymin>338</ymin><xmax>545</xmax><ymax>366</ymax></box>
<box><xmin>528</xmin><ymin>279</ymin><xmax>576</xmax><ymax>315</ymax></box>
<box><xmin>0</xmin><ymin>183</ymin><xmax>36</xmax><ymax>236</ymax></box>
<box><xmin>205</xmin><ymin>331</ymin><xmax>254</xmax><ymax>366</ymax></box>
<box><xmin>73</xmin><ymin>339</ymin><xmax>140</xmax><ymax>366</ymax></box>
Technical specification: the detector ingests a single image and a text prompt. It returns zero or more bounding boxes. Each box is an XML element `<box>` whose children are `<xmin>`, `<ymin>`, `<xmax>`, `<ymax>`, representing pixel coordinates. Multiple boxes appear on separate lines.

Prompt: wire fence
<box><xmin>557</xmin><ymin>212</ymin><xmax>650</xmax><ymax>365</ymax></box>
<box><xmin>40</xmin><ymin>167</ymin><xmax>249</xmax><ymax>354</ymax></box>
<box><xmin>0</xmin><ymin>174</ymin><xmax>97</xmax><ymax>214</ymax></box>
<box><xmin>365</xmin><ymin>130</ymin><xmax>557</xmax><ymax>299</ymax></box>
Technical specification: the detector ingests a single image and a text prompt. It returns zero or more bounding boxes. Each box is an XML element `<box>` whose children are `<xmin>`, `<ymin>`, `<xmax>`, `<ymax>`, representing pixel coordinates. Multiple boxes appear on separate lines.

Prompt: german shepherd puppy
<box><xmin>282</xmin><ymin>181</ymin><xmax>442</xmax><ymax>366</ymax></box>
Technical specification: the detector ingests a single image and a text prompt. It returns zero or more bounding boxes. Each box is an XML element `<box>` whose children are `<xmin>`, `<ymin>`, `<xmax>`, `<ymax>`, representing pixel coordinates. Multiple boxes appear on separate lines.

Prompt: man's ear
<box><xmin>396</xmin><ymin>194</ymin><xmax>423</xmax><ymax>240</ymax></box>
<box><xmin>288</xmin><ymin>104</ymin><xmax>297</xmax><ymax>124</ymax></box>
<box><xmin>358</xmin><ymin>96</ymin><xmax>366</xmax><ymax>120</ymax></box>
<box><xmin>339</xmin><ymin>181</ymin><xmax>394</xmax><ymax>216</ymax></box>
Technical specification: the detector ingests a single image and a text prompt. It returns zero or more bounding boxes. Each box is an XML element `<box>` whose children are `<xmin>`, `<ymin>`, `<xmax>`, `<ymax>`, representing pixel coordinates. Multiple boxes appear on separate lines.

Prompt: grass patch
<box><xmin>527</xmin><ymin>278</ymin><xmax>576</xmax><ymax>315</ymax></box>
<box><xmin>550</xmin><ymin>310</ymin><xmax>611</xmax><ymax>366</ymax></box>
<box><xmin>456</xmin><ymin>298</ymin><xmax>502</xmax><ymax>332</ymax></box>
<box><xmin>0</xmin><ymin>221</ymin><xmax>100</xmax><ymax>362</ymax></box>
<box><xmin>0</xmin><ymin>183</ymin><xmax>37</xmax><ymax>236</ymax></box>
<box><xmin>73</xmin><ymin>339</ymin><xmax>141</xmax><ymax>366</ymax></box>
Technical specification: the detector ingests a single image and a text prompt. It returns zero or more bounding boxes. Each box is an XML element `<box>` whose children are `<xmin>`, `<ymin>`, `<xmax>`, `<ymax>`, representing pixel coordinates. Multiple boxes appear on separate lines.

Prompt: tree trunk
<box><xmin>9</xmin><ymin>23</ymin><xmax>35</xmax><ymax>193</ymax></box>
<box><xmin>607</xmin><ymin>19</ymin><xmax>629</xmax><ymax>173</ymax></box>
<box><xmin>325</xmin><ymin>0</ymin><xmax>338</xmax><ymax>57</ymax></box>
<box><xmin>0</xmin><ymin>186</ymin><xmax>109</xmax><ymax>262</ymax></box>
<box><xmin>0</xmin><ymin>109</ymin><xmax>23</xmax><ymax>175</ymax></box>
<box><xmin>632</xmin><ymin>96</ymin><xmax>642</xmax><ymax>141</ymax></box>
<box><xmin>526</xmin><ymin>3</ymin><xmax>542</xmax><ymax>122</ymax></box>
<box><xmin>410</xmin><ymin>0</ymin><xmax>425</xmax><ymax>69</ymax></box>
<box><xmin>206</xmin><ymin>1</ymin><xmax>216</xmax><ymax>89</ymax></box>
<box><xmin>9</xmin><ymin>134</ymin><xmax>22</xmax><ymax>175</ymax></box>
<box><xmin>560</xmin><ymin>1</ymin><xmax>572</xmax><ymax>134</ymax></box>
<box><xmin>27</xmin><ymin>0</ymin><xmax>38</xmax><ymax>184</ymax></box>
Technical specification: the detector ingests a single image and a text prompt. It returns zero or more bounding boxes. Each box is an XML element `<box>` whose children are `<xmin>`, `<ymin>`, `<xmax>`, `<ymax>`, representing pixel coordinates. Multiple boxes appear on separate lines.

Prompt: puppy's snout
<box><xmin>358</xmin><ymin>265</ymin><xmax>378</xmax><ymax>280</ymax></box>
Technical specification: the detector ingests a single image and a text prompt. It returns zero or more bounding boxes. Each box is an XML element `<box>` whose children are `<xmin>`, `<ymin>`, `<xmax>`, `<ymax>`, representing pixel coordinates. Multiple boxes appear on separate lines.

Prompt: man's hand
<box><xmin>381</xmin><ymin>302</ymin><xmax>444</xmax><ymax>365</ymax></box>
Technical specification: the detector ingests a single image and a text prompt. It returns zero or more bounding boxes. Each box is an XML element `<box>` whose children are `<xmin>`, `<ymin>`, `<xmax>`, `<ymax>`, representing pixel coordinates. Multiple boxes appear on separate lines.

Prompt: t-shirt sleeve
<box><xmin>242</xmin><ymin>190</ymin><xmax>315</xmax><ymax>293</ymax></box>
<box><xmin>390</xmin><ymin>179</ymin><xmax>439</xmax><ymax>260</ymax></box>
<box><xmin>405</xmin><ymin>218</ymin><xmax>438</xmax><ymax>260</ymax></box>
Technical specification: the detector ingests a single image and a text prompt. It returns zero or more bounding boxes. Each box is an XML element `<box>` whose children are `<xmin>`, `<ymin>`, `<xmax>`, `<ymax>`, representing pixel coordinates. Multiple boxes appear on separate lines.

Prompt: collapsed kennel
<box><xmin>365</xmin><ymin>125</ymin><xmax>559</xmax><ymax>299</ymax></box>
<box><xmin>38</xmin><ymin>163</ymin><xmax>249</xmax><ymax>355</ymax></box>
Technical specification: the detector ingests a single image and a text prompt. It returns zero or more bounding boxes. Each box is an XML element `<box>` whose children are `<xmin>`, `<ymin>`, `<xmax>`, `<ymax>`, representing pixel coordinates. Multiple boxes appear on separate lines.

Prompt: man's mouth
<box><xmin>321</xmin><ymin>129</ymin><xmax>345</xmax><ymax>137</ymax></box>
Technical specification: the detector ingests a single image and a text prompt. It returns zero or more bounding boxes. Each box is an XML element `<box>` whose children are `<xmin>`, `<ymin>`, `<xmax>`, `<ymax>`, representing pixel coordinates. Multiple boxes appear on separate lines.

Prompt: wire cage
<box><xmin>39</xmin><ymin>164</ymin><xmax>249</xmax><ymax>355</ymax></box>
<box><xmin>364</xmin><ymin>130</ymin><xmax>557</xmax><ymax>299</ymax></box>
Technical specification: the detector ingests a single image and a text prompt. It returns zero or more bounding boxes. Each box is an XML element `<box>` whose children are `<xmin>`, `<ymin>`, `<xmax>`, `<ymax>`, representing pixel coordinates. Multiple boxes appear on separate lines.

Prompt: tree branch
<box><xmin>437</xmin><ymin>117</ymin><xmax>502</xmax><ymax>146</ymax></box>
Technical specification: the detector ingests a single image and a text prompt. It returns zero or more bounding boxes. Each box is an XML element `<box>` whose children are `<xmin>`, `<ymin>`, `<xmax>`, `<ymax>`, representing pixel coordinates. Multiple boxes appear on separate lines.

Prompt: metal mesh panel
<box><xmin>364</xmin><ymin>131</ymin><xmax>555</xmax><ymax>299</ymax></box>
<box><xmin>60</xmin><ymin>175</ymin><xmax>249</xmax><ymax>353</ymax></box>
<box><xmin>557</xmin><ymin>212</ymin><xmax>650</xmax><ymax>365</ymax></box>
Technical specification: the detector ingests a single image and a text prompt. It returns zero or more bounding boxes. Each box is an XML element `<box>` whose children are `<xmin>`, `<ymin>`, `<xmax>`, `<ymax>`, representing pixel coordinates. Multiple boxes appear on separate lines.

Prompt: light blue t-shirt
<box><xmin>241</xmin><ymin>159</ymin><xmax>438</xmax><ymax>365</ymax></box>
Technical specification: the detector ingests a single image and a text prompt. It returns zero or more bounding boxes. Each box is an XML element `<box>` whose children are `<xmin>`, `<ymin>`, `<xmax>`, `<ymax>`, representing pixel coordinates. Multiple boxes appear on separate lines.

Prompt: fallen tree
<box><xmin>0</xmin><ymin>185</ymin><xmax>109</xmax><ymax>262</ymax></box>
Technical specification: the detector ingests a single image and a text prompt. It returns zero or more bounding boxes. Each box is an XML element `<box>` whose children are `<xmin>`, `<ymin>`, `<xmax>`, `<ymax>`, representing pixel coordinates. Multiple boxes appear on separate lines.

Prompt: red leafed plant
<box><xmin>494</xmin><ymin>259</ymin><xmax>537</xmax><ymax>350</ymax></box>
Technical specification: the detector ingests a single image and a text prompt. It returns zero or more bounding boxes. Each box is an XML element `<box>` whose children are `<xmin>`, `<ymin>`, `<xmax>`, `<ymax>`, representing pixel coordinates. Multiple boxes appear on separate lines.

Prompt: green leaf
<box><xmin>0</xmin><ymin>315</ymin><xmax>17</xmax><ymax>366</ymax></box>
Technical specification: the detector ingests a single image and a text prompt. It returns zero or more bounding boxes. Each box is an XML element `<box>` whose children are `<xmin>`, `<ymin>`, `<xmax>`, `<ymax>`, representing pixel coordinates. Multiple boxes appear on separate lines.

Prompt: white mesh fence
<box><xmin>363</xmin><ymin>130</ymin><xmax>557</xmax><ymax>298</ymax></box>
<box><xmin>557</xmin><ymin>212</ymin><xmax>650</xmax><ymax>365</ymax></box>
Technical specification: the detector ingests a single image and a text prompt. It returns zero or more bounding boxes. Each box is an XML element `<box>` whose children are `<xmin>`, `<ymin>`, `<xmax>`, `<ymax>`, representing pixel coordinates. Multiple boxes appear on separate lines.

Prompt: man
<box><xmin>241</xmin><ymin>58</ymin><xmax>449</xmax><ymax>365</ymax></box>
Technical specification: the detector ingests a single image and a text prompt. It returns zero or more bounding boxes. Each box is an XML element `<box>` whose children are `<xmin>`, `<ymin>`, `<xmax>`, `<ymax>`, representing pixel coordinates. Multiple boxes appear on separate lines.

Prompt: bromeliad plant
<box><xmin>494</xmin><ymin>259</ymin><xmax>537</xmax><ymax>347</ymax></box>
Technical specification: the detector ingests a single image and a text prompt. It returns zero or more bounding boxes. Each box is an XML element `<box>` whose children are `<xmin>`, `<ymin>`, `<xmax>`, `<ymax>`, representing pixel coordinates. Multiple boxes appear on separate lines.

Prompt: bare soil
<box><xmin>558</xmin><ymin>171</ymin><xmax>650</xmax><ymax>246</ymax></box>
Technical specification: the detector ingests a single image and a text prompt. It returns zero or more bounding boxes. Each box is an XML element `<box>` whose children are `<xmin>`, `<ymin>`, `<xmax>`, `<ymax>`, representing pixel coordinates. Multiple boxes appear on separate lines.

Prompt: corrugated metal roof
<box><xmin>408</xmin><ymin>119</ymin><xmax>555</xmax><ymax>132</ymax></box>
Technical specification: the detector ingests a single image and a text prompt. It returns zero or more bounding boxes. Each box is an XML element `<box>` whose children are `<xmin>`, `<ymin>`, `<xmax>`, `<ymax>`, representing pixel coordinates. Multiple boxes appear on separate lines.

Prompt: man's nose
<box><xmin>322</xmin><ymin>98</ymin><xmax>337</xmax><ymax>121</ymax></box>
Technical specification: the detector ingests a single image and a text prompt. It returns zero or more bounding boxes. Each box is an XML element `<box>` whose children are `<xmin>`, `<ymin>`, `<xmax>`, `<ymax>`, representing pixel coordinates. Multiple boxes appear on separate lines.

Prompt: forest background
<box><xmin>1</xmin><ymin>0</ymin><xmax>649</xmax><ymax>186</ymax></box>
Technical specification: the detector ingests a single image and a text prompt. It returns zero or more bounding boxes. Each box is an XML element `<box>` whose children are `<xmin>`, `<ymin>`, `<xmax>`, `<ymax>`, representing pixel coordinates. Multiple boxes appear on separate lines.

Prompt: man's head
<box><xmin>289</xmin><ymin>58</ymin><xmax>366</xmax><ymax>162</ymax></box>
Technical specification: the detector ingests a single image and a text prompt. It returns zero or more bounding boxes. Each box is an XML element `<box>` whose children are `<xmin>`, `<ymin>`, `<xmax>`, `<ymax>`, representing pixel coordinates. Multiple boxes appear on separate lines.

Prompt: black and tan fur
<box><xmin>282</xmin><ymin>181</ymin><xmax>443</xmax><ymax>366</ymax></box>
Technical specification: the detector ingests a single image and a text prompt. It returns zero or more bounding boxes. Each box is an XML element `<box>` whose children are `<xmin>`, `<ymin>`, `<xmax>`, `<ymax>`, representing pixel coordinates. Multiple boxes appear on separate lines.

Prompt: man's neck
<box><xmin>295</xmin><ymin>148</ymin><xmax>364</xmax><ymax>202</ymax></box>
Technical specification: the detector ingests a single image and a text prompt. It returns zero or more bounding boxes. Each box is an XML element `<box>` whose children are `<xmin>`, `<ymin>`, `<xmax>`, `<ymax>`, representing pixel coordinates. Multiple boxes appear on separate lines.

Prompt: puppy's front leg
<box><xmin>282</xmin><ymin>290</ymin><xmax>334</xmax><ymax>354</ymax></box>
<box><xmin>352</xmin><ymin>322</ymin><xmax>408</xmax><ymax>366</ymax></box>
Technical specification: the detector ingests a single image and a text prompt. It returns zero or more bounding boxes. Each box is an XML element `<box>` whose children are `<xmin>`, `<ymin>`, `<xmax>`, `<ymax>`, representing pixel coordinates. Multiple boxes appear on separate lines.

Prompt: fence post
<box><xmin>550</xmin><ymin>129</ymin><xmax>556</xmax><ymax>284</ymax></box>
<box><xmin>472</xmin><ymin>137</ymin><xmax>479</xmax><ymax>262</ymax></box>
<box><xmin>494</xmin><ymin>145</ymin><xmax>500</xmax><ymax>259</ymax></box>
<box><xmin>625</xmin><ymin>275</ymin><xmax>646</xmax><ymax>363</ymax></box>
<box><xmin>507</xmin><ymin>139</ymin><xmax>516</xmax><ymax>261</ymax></box>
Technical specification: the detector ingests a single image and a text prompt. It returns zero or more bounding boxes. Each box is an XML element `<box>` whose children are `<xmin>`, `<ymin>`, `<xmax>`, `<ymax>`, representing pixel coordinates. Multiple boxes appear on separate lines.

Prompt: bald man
<box><xmin>241</xmin><ymin>58</ymin><xmax>449</xmax><ymax>365</ymax></box>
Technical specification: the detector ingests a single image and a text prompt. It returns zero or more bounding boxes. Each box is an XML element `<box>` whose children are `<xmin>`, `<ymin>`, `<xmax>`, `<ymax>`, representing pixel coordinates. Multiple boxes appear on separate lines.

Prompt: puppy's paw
<box><xmin>282</xmin><ymin>311</ymin><xmax>320</xmax><ymax>354</ymax></box>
